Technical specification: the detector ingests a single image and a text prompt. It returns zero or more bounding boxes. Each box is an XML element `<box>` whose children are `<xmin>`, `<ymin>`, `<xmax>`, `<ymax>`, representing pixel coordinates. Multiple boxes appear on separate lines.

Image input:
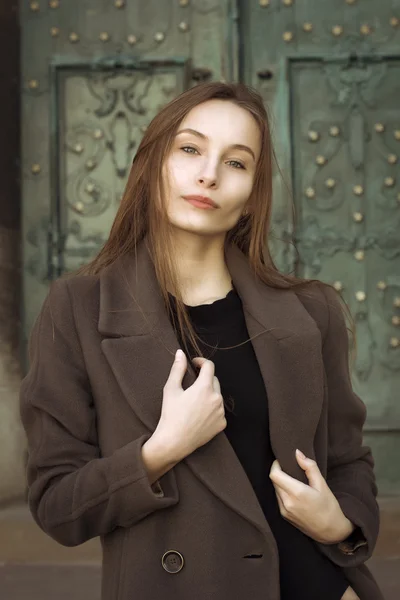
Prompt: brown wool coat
<box><xmin>20</xmin><ymin>239</ymin><xmax>384</xmax><ymax>600</ymax></box>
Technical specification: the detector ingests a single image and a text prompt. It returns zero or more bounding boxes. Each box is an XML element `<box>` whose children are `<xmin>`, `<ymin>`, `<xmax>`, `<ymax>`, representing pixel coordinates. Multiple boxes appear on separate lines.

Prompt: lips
<box><xmin>182</xmin><ymin>195</ymin><xmax>219</xmax><ymax>208</ymax></box>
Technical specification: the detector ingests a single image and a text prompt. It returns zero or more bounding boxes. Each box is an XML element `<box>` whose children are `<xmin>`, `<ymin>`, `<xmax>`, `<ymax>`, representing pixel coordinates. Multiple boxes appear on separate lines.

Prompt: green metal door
<box><xmin>21</xmin><ymin>0</ymin><xmax>400</xmax><ymax>492</ymax></box>
<box><xmin>241</xmin><ymin>0</ymin><xmax>400</xmax><ymax>493</ymax></box>
<box><xmin>21</xmin><ymin>0</ymin><xmax>235</xmax><ymax>351</ymax></box>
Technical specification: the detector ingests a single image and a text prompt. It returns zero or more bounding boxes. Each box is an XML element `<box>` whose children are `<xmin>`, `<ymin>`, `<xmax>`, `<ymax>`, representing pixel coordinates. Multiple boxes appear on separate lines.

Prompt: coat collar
<box><xmin>99</xmin><ymin>238</ymin><xmax>324</xmax><ymax>538</ymax></box>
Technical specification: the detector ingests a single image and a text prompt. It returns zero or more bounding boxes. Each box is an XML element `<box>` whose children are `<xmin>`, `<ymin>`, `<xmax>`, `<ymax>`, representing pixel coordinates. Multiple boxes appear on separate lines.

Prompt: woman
<box><xmin>20</xmin><ymin>82</ymin><xmax>383</xmax><ymax>600</ymax></box>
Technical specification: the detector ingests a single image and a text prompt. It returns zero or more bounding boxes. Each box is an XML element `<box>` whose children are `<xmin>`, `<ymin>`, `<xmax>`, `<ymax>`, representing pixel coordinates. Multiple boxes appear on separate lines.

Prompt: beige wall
<box><xmin>0</xmin><ymin>226</ymin><xmax>26</xmax><ymax>504</ymax></box>
<box><xmin>0</xmin><ymin>2</ymin><xmax>26</xmax><ymax>504</ymax></box>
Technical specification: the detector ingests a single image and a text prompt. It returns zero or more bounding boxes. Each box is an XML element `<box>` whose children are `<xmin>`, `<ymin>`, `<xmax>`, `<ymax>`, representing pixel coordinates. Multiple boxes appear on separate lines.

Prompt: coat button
<box><xmin>162</xmin><ymin>550</ymin><xmax>184</xmax><ymax>574</ymax></box>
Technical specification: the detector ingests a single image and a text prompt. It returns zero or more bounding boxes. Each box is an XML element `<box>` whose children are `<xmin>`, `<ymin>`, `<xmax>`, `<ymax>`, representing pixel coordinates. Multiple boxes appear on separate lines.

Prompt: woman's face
<box><xmin>163</xmin><ymin>99</ymin><xmax>261</xmax><ymax>237</ymax></box>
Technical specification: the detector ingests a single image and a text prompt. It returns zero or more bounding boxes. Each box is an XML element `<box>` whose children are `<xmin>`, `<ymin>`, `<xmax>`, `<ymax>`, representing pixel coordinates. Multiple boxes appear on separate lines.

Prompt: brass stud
<box><xmin>74</xmin><ymin>143</ymin><xmax>84</xmax><ymax>154</ymax></box>
<box><xmin>305</xmin><ymin>187</ymin><xmax>316</xmax><ymax>198</ymax></box>
<box><xmin>377</xmin><ymin>281</ymin><xmax>387</xmax><ymax>291</ymax></box>
<box><xmin>154</xmin><ymin>32</ymin><xmax>165</xmax><ymax>43</ymax></box>
<box><xmin>346</xmin><ymin>0</ymin><xmax>356</xmax><ymax>4</ymax></box>
<box><xmin>332</xmin><ymin>25</ymin><xmax>344</xmax><ymax>36</ymax></box>
<box><xmin>390</xmin><ymin>337</ymin><xmax>400</xmax><ymax>348</ymax></box>
<box><xmin>69</xmin><ymin>32</ymin><xmax>79</xmax><ymax>43</ymax></box>
<box><xmin>75</xmin><ymin>202</ymin><xmax>84</xmax><ymax>213</ymax></box>
<box><xmin>394</xmin><ymin>297</ymin><xmax>400</xmax><ymax>308</ymax></box>
<box><xmin>259</xmin><ymin>0</ymin><xmax>270</xmax><ymax>5</ymax></box>
<box><xmin>360</xmin><ymin>24</ymin><xmax>372</xmax><ymax>35</ymax></box>
<box><xmin>354</xmin><ymin>250</ymin><xmax>365</xmax><ymax>261</ymax></box>
<box><xmin>333</xmin><ymin>281</ymin><xmax>344</xmax><ymax>292</ymax></box>
<box><xmin>127</xmin><ymin>34</ymin><xmax>138</xmax><ymax>45</ymax></box>
<box><xmin>390</xmin><ymin>16</ymin><xmax>399</xmax><ymax>27</ymax></box>
<box><xmin>179</xmin><ymin>21</ymin><xmax>189</xmax><ymax>32</ymax></box>
<box><xmin>392</xmin><ymin>316</ymin><xmax>400</xmax><ymax>326</ymax></box>
<box><xmin>49</xmin><ymin>0</ymin><xmax>59</xmax><ymax>7</ymax></box>
<box><xmin>329</xmin><ymin>125</ymin><xmax>340</xmax><ymax>137</ymax></box>
<box><xmin>388</xmin><ymin>154</ymin><xmax>398</xmax><ymax>165</ymax></box>
<box><xmin>179</xmin><ymin>0</ymin><xmax>190</xmax><ymax>5</ymax></box>
<box><xmin>384</xmin><ymin>176</ymin><xmax>395</xmax><ymax>187</ymax></box>
<box><xmin>394</xmin><ymin>130</ymin><xmax>400</xmax><ymax>140</ymax></box>
<box><xmin>28</xmin><ymin>79</ymin><xmax>39</xmax><ymax>90</ymax></box>
<box><xmin>325</xmin><ymin>178</ymin><xmax>336</xmax><ymax>189</ymax></box>
<box><xmin>30</xmin><ymin>1</ymin><xmax>40</xmax><ymax>11</ymax></box>
<box><xmin>353</xmin><ymin>184</ymin><xmax>364</xmax><ymax>196</ymax></box>
<box><xmin>353</xmin><ymin>212</ymin><xmax>364</xmax><ymax>223</ymax></box>
<box><xmin>303</xmin><ymin>22</ymin><xmax>313</xmax><ymax>32</ymax></box>
<box><xmin>115</xmin><ymin>0</ymin><xmax>125</xmax><ymax>7</ymax></box>
<box><xmin>100</xmin><ymin>32</ymin><xmax>110</xmax><ymax>42</ymax></box>
<box><xmin>86</xmin><ymin>183</ymin><xmax>95</xmax><ymax>194</ymax></box>
<box><xmin>308</xmin><ymin>130</ymin><xmax>320</xmax><ymax>142</ymax></box>
<box><xmin>94</xmin><ymin>129</ymin><xmax>104</xmax><ymax>139</ymax></box>
<box><xmin>50</xmin><ymin>27</ymin><xmax>60</xmax><ymax>37</ymax></box>
<box><xmin>141</xmin><ymin>125</ymin><xmax>148</xmax><ymax>133</ymax></box>
<box><xmin>316</xmin><ymin>155</ymin><xmax>327</xmax><ymax>166</ymax></box>
<box><xmin>283</xmin><ymin>31</ymin><xmax>294</xmax><ymax>42</ymax></box>
<box><xmin>31</xmin><ymin>163</ymin><xmax>41</xmax><ymax>175</ymax></box>
<box><xmin>375</xmin><ymin>123</ymin><xmax>385</xmax><ymax>133</ymax></box>
<box><xmin>86</xmin><ymin>159</ymin><xmax>96</xmax><ymax>170</ymax></box>
<box><xmin>282</xmin><ymin>0</ymin><xmax>293</xmax><ymax>5</ymax></box>
<box><xmin>356</xmin><ymin>291</ymin><xmax>366</xmax><ymax>302</ymax></box>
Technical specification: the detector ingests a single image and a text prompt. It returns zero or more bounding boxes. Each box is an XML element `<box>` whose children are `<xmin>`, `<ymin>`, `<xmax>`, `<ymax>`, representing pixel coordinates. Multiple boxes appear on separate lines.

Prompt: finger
<box><xmin>193</xmin><ymin>357</ymin><xmax>220</xmax><ymax>392</ymax></box>
<box><xmin>269</xmin><ymin>461</ymin><xmax>305</xmax><ymax>496</ymax></box>
<box><xmin>295</xmin><ymin>450</ymin><xmax>325</xmax><ymax>491</ymax></box>
<box><xmin>274</xmin><ymin>485</ymin><xmax>284</xmax><ymax>508</ymax></box>
<box><xmin>213</xmin><ymin>375</ymin><xmax>221</xmax><ymax>394</ymax></box>
<box><xmin>194</xmin><ymin>358</ymin><xmax>215</xmax><ymax>386</ymax></box>
<box><xmin>274</xmin><ymin>486</ymin><xmax>286</xmax><ymax>515</ymax></box>
<box><xmin>165</xmin><ymin>349</ymin><xmax>187</xmax><ymax>390</ymax></box>
<box><xmin>192</xmin><ymin>356</ymin><xmax>207</xmax><ymax>367</ymax></box>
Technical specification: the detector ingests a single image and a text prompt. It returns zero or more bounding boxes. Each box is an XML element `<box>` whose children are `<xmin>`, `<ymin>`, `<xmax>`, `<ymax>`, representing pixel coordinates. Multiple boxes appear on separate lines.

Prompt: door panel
<box><xmin>56</xmin><ymin>61</ymin><xmax>190</xmax><ymax>274</ymax></box>
<box><xmin>241</xmin><ymin>1</ymin><xmax>400</xmax><ymax>493</ymax></box>
<box><xmin>21</xmin><ymin>0</ymin><xmax>233</xmax><ymax>357</ymax></box>
<box><xmin>290</xmin><ymin>55</ymin><xmax>400</xmax><ymax>419</ymax></box>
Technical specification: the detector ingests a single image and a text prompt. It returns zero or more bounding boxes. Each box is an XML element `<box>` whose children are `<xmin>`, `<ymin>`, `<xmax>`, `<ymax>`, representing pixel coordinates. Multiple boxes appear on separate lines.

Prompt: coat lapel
<box><xmin>99</xmin><ymin>239</ymin><xmax>324</xmax><ymax>537</ymax></box>
<box><xmin>225</xmin><ymin>246</ymin><xmax>325</xmax><ymax>483</ymax></box>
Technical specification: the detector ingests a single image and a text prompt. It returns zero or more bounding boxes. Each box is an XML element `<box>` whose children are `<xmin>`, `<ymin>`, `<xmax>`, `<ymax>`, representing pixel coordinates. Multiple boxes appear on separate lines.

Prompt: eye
<box><xmin>181</xmin><ymin>145</ymin><xmax>199</xmax><ymax>155</ymax></box>
<box><xmin>227</xmin><ymin>160</ymin><xmax>245</xmax><ymax>170</ymax></box>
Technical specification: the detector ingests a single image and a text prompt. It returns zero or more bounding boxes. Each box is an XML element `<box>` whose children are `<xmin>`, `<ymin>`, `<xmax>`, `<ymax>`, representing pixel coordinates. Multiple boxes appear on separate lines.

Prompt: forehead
<box><xmin>178</xmin><ymin>99</ymin><xmax>261</xmax><ymax>153</ymax></box>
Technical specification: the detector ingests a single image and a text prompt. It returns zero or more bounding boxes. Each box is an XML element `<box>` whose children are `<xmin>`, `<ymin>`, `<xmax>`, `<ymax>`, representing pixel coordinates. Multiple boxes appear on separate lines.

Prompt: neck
<box><xmin>168</xmin><ymin>229</ymin><xmax>233</xmax><ymax>305</ymax></box>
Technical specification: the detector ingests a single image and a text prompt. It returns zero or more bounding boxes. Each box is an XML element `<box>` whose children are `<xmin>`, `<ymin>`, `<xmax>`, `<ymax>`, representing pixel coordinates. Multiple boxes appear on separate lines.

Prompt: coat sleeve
<box><xmin>315</xmin><ymin>284</ymin><xmax>380</xmax><ymax>567</ymax></box>
<box><xmin>19</xmin><ymin>278</ymin><xmax>179</xmax><ymax>547</ymax></box>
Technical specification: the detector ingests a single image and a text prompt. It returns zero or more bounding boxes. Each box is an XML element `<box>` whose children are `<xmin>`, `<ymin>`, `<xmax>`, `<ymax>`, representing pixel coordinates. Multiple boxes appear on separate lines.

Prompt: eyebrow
<box><xmin>176</xmin><ymin>127</ymin><xmax>256</xmax><ymax>162</ymax></box>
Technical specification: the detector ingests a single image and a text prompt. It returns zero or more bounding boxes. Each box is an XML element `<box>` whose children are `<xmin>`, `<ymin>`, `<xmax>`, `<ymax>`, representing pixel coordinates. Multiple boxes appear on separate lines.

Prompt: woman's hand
<box><xmin>269</xmin><ymin>449</ymin><xmax>355</xmax><ymax>544</ymax></box>
<box><xmin>154</xmin><ymin>352</ymin><xmax>227</xmax><ymax>462</ymax></box>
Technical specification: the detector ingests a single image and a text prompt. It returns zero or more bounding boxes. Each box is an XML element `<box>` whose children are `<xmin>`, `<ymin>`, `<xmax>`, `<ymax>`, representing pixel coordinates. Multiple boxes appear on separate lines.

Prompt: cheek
<box><xmin>225</xmin><ymin>175</ymin><xmax>254</xmax><ymax>207</ymax></box>
<box><xmin>166</xmin><ymin>153</ymin><xmax>192</xmax><ymax>186</ymax></box>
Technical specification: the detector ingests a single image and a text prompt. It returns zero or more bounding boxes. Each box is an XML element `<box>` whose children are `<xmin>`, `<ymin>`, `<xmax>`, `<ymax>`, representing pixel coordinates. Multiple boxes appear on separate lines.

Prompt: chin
<box><xmin>167</xmin><ymin>215</ymin><xmax>226</xmax><ymax>237</ymax></box>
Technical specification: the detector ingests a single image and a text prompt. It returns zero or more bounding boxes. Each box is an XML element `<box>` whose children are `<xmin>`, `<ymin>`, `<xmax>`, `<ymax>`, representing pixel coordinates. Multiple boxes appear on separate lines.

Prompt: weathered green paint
<box><xmin>21</xmin><ymin>0</ymin><xmax>400</xmax><ymax>492</ymax></box>
<box><xmin>241</xmin><ymin>0</ymin><xmax>400</xmax><ymax>493</ymax></box>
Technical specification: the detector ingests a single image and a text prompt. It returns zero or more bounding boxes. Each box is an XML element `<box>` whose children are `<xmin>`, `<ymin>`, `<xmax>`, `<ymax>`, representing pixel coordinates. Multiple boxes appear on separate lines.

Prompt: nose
<box><xmin>197</xmin><ymin>175</ymin><xmax>217</xmax><ymax>188</ymax></box>
<box><xmin>197</xmin><ymin>160</ymin><xmax>218</xmax><ymax>189</ymax></box>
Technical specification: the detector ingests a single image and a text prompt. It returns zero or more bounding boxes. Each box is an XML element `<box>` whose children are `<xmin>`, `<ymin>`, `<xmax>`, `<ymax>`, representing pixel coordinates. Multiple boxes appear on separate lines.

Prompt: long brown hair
<box><xmin>76</xmin><ymin>81</ymin><xmax>353</xmax><ymax>360</ymax></box>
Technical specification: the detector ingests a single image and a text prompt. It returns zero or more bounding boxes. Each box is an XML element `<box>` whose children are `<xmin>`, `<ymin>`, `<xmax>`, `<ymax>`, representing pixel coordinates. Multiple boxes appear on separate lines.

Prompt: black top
<box><xmin>168</xmin><ymin>286</ymin><xmax>349</xmax><ymax>599</ymax></box>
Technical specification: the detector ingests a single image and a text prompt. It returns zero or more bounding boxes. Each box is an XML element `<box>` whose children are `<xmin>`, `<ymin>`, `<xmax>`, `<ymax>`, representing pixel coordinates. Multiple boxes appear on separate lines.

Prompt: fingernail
<box><xmin>176</xmin><ymin>349</ymin><xmax>183</xmax><ymax>360</ymax></box>
<box><xmin>296</xmin><ymin>449</ymin><xmax>306</xmax><ymax>460</ymax></box>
